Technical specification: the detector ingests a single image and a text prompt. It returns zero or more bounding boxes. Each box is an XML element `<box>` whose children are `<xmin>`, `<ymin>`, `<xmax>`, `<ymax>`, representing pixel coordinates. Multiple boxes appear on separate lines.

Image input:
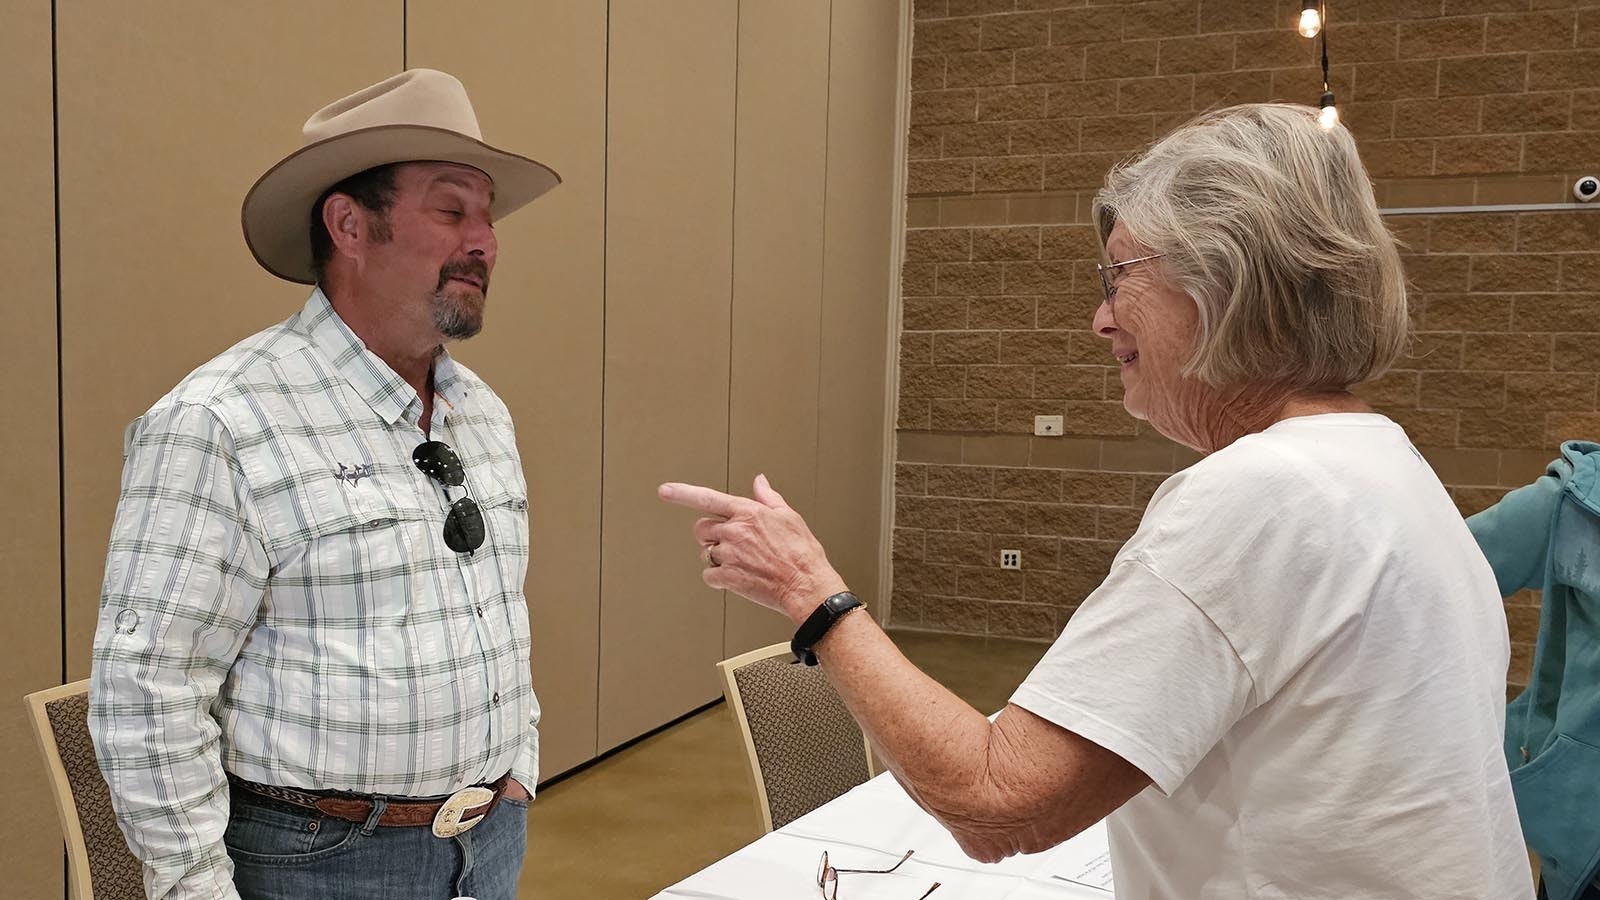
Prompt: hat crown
<box><xmin>244</xmin><ymin>68</ymin><xmax>558</xmax><ymax>283</ymax></box>
<box><xmin>302</xmin><ymin>68</ymin><xmax>483</xmax><ymax>146</ymax></box>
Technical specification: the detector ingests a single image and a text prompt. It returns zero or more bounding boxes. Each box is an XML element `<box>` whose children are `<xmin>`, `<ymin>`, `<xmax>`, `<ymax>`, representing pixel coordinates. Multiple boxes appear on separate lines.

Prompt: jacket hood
<box><xmin>1555</xmin><ymin>440</ymin><xmax>1600</xmax><ymax>516</ymax></box>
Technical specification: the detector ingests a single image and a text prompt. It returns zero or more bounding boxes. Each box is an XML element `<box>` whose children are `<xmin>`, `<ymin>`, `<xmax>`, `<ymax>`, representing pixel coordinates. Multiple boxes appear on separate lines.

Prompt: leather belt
<box><xmin>228</xmin><ymin>772</ymin><xmax>512</xmax><ymax>838</ymax></box>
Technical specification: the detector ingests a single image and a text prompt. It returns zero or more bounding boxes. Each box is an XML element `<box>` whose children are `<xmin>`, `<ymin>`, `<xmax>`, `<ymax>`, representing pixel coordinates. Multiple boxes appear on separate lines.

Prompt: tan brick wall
<box><xmin>894</xmin><ymin>0</ymin><xmax>1600</xmax><ymax>694</ymax></box>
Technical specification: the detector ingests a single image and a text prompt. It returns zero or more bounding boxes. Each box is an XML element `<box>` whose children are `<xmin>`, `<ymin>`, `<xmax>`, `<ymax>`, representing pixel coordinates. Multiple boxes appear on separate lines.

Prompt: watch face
<box><xmin>826</xmin><ymin>592</ymin><xmax>859</xmax><ymax>614</ymax></box>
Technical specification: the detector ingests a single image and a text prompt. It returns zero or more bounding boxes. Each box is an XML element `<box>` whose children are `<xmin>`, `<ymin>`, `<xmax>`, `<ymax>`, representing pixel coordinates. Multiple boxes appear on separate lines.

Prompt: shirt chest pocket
<box><xmin>254</xmin><ymin>467</ymin><xmax>429</xmax><ymax>621</ymax></box>
<box><xmin>471</xmin><ymin>467</ymin><xmax>532</xmax><ymax>598</ymax></box>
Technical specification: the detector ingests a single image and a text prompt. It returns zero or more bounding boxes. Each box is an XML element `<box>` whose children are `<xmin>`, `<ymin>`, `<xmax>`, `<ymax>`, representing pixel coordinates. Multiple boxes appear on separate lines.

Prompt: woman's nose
<box><xmin>1093</xmin><ymin>297</ymin><xmax>1117</xmax><ymax>338</ymax></box>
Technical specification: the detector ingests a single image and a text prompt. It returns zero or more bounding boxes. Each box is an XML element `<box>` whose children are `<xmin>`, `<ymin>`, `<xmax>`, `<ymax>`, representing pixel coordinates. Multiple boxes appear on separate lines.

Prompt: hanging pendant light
<box><xmin>1318</xmin><ymin>90</ymin><xmax>1340</xmax><ymax>129</ymax></box>
<box><xmin>1299</xmin><ymin>0</ymin><xmax>1323</xmax><ymax>38</ymax></box>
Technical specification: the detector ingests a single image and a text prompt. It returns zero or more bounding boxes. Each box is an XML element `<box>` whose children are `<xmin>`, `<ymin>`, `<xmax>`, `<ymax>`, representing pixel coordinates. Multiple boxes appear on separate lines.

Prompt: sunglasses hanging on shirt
<box><xmin>412</xmin><ymin>440</ymin><xmax>486</xmax><ymax>553</ymax></box>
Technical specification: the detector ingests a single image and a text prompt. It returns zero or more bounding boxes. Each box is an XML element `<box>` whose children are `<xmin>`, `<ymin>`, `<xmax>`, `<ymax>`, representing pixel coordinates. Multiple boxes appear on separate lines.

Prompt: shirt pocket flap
<box><xmin>480</xmin><ymin>493</ymin><xmax>528</xmax><ymax>511</ymax></box>
<box><xmin>256</xmin><ymin>470</ymin><xmax>425</xmax><ymax>556</ymax></box>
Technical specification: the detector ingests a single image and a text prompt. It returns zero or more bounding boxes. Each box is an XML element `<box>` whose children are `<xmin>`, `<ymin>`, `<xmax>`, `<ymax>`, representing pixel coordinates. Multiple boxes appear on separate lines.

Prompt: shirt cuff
<box><xmin>512</xmin><ymin>725</ymin><xmax>539</xmax><ymax>798</ymax></box>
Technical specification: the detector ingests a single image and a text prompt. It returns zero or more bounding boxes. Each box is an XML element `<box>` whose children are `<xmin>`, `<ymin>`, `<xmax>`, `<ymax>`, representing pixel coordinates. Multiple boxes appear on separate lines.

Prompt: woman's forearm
<box><xmin>811</xmin><ymin>612</ymin><xmax>1018</xmax><ymax>848</ymax></box>
<box><xmin>803</xmin><ymin>608</ymin><xmax>1135</xmax><ymax>862</ymax></box>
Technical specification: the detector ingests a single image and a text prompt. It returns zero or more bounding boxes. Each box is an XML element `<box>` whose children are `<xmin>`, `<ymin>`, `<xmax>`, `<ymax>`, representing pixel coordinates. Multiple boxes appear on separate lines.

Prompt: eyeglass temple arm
<box><xmin>1101</xmin><ymin>252</ymin><xmax>1163</xmax><ymax>271</ymax></box>
<box><xmin>830</xmin><ymin>849</ymin><xmax>916</xmax><ymax>875</ymax></box>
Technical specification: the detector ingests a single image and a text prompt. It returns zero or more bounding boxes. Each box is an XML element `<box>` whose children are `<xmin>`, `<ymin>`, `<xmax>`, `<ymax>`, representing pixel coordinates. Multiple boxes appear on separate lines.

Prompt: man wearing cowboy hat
<box><xmin>89</xmin><ymin>69</ymin><xmax>557</xmax><ymax>900</ymax></box>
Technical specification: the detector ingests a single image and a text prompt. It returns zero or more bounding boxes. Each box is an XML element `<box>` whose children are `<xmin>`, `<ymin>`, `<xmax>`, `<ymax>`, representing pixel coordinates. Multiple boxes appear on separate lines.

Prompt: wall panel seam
<box><xmin>595</xmin><ymin>0</ymin><xmax>612</xmax><ymax>760</ymax></box>
<box><xmin>52</xmin><ymin>0</ymin><xmax>66</xmax><ymax>690</ymax></box>
<box><xmin>879</xmin><ymin>0</ymin><xmax>914</xmax><ymax>621</ymax></box>
<box><xmin>51</xmin><ymin>1</ymin><xmax>68</xmax><ymax>892</ymax></box>
<box><xmin>723</xmin><ymin>0</ymin><xmax>741</xmax><ymax>644</ymax></box>
<box><xmin>813</xmin><ymin>0</ymin><xmax>835</xmax><ymax>519</ymax></box>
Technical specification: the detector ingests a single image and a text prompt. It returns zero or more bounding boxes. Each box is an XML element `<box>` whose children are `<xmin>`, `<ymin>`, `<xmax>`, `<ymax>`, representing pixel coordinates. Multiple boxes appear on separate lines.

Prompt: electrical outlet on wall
<box><xmin>1000</xmin><ymin>549</ymin><xmax>1022</xmax><ymax>569</ymax></box>
<box><xmin>1034</xmin><ymin>415</ymin><xmax>1064</xmax><ymax>436</ymax></box>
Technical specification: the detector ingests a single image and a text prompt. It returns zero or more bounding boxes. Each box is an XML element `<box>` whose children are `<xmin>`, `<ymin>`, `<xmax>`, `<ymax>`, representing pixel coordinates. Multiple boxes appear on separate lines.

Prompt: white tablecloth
<box><xmin>653</xmin><ymin>771</ymin><xmax>1115</xmax><ymax>899</ymax></box>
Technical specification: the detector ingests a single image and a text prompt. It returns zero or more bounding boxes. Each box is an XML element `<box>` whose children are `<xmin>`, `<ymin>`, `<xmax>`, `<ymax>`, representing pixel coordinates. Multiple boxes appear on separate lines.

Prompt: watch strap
<box><xmin>791</xmin><ymin>591</ymin><xmax>864</xmax><ymax>666</ymax></box>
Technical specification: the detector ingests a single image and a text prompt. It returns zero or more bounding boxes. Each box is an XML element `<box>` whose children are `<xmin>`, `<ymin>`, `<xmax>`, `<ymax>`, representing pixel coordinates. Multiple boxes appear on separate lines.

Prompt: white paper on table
<box><xmin>783</xmin><ymin>774</ymin><xmax>1054</xmax><ymax>878</ymax></box>
<box><xmin>655</xmin><ymin>772</ymin><xmax>1118</xmax><ymax>899</ymax></box>
<box><xmin>1042</xmin><ymin>821</ymin><xmax>1114</xmax><ymax>893</ymax></box>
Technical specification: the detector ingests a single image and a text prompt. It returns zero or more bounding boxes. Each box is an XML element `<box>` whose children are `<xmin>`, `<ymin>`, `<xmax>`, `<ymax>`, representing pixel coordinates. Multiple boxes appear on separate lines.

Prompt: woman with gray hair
<box><xmin>661</xmin><ymin>104</ymin><xmax>1532</xmax><ymax>898</ymax></box>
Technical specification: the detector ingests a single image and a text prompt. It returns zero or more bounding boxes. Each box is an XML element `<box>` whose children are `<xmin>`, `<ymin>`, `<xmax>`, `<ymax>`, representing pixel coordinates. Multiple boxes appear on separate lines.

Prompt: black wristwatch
<box><xmin>791</xmin><ymin>591</ymin><xmax>864</xmax><ymax>666</ymax></box>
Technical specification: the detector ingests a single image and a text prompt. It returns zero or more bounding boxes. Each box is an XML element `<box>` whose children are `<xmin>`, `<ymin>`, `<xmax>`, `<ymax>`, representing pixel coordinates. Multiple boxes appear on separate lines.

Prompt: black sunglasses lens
<box><xmin>412</xmin><ymin>440</ymin><xmax>466</xmax><ymax>487</ymax></box>
<box><xmin>443</xmin><ymin>497</ymin><xmax>485</xmax><ymax>553</ymax></box>
<box><xmin>414</xmin><ymin>441</ymin><xmax>482</xmax><ymax>553</ymax></box>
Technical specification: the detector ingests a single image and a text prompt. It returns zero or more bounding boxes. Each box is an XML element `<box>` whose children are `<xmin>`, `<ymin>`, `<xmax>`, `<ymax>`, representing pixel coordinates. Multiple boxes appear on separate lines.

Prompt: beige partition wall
<box><xmin>599</xmin><ymin>0</ymin><xmax>740</xmax><ymax>750</ymax></box>
<box><xmin>1</xmin><ymin>6</ymin><xmax>65</xmax><ymax>898</ymax></box>
<box><xmin>408</xmin><ymin>0</ymin><xmax>609</xmax><ymax>780</ymax></box>
<box><xmin>55</xmin><ymin>4</ymin><xmax>402</xmax><ymax>676</ymax></box>
<box><xmin>597</xmin><ymin>0</ymin><xmax>901</xmax><ymax>746</ymax></box>
<box><xmin>17</xmin><ymin>14</ymin><xmax>898</xmax><ymax>896</ymax></box>
<box><xmin>721</xmin><ymin>2</ymin><xmax>833</xmax><ymax>655</ymax></box>
<box><xmin>815</xmin><ymin>0</ymin><xmax>901</xmax><ymax>612</ymax></box>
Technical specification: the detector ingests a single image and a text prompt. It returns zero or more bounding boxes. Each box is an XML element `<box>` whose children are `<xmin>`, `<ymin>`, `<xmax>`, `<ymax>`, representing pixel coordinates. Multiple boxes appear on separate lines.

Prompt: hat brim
<box><xmin>241</xmin><ymin>124</ymin><xmax>561</xmax><ymax>284</ymax></box>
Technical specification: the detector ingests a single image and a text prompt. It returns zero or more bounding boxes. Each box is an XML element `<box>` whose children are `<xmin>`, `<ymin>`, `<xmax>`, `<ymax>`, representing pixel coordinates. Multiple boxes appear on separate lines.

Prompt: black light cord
<box><xmin>1320</xmin><ymin>2</ymin><xmax>1331</xmax><ymax>94</ymax></box>
<box><xmin>1316</xmin><ymin>1</ymin><xmax>1337</xmax><ymax>126</ymax></box>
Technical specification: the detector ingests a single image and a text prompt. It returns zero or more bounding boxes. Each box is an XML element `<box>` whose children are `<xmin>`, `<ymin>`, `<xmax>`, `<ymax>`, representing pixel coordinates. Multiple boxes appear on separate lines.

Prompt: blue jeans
<box><xmin>224</xmin><ymin>788</ymin><xmax>528</xmax><ymax>900</ymax></box>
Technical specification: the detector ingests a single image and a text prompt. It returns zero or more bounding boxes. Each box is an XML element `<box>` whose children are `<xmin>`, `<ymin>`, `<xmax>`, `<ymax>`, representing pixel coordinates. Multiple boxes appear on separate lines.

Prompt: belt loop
<box><xmin>361</xmin><ymin>797</ymin><xmax>388</xmax><ymax>836</ymax></box>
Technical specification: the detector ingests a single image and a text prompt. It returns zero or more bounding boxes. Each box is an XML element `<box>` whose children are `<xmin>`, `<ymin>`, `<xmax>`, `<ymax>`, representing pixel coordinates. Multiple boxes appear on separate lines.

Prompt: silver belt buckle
<box><xmin>432</xmin><ymin>785</ymin><xmax>496</xmax><ymax>838</ymax></box>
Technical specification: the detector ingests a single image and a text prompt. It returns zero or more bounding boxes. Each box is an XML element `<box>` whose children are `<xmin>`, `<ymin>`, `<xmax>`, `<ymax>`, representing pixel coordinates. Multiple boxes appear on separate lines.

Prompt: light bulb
<box><xmin>1298</xmin><ymin>3</ymin><xmax>1322</xmax><ymax>38</ymax></box>
<box><xmin>1318</xmin><ymin>91</ymin><xmax>1339</xmax><ymax>129</ymax></box>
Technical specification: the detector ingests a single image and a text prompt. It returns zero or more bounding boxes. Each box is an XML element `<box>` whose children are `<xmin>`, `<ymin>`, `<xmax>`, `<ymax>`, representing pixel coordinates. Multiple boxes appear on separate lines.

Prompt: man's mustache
<box><xmin>438</xmin><ymin>259</ymin><xmax>490</xmax><ymax>294</ymax></box>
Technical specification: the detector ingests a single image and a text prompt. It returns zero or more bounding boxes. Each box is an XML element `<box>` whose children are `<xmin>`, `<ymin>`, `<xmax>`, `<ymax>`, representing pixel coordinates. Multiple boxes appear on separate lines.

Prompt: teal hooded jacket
<box><xmin>1468</xmin><ymin>441</ymin><xmax>1600</xmax><ymax>900</ymax></box>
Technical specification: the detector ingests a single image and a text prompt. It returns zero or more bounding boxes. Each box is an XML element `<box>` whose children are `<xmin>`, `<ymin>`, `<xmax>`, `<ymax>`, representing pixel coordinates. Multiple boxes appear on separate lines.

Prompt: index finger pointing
<box><xmin>659</xmin><ymin>482</ymin><xmax>746</xmax><ymax>518</ymax></box>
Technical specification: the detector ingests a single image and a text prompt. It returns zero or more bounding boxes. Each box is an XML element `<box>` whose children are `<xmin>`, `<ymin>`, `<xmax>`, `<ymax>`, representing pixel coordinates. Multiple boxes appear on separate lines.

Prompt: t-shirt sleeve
<box><xmin>1010</xmin><ymin>557</ymin><xmax>1255</xmax><ymax>795</ymax></box>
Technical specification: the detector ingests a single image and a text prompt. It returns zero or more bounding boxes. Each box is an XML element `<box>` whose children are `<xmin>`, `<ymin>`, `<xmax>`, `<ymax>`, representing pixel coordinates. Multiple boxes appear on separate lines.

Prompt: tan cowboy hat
<box><xmin>241</xmin><ymin>68</ymin><xmax>560</xmax><ymax>284</ymax></box>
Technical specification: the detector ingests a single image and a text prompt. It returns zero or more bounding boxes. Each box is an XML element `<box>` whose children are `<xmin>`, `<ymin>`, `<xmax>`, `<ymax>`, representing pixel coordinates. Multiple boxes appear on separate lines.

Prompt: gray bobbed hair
<box><xmin>1093</xmin><ymin>103</ymin><xmax>1408</xmax><ymax>392</ymax></box>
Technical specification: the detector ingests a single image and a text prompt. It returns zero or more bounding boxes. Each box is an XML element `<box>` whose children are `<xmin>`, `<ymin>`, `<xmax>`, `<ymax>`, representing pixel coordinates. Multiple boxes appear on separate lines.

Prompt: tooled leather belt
<box><xmin>227</xmin><ymin>772</ymin><xmax>512</xmax><ymax>837</ymax></box>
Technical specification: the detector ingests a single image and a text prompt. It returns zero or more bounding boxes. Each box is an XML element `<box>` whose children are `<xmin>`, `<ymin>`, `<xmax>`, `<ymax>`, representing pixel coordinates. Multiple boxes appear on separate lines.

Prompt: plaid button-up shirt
<box><xmin>89</xmin><ymin>289</ymin><xmax>537</xmax><ymax>900</ymax></box>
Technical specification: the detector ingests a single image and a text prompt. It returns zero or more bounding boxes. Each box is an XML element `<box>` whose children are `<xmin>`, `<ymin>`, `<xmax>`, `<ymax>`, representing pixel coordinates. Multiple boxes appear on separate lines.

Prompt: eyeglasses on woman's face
<box><xmin>1095</xmin><ymin>252</ymin><xmax>1164</xmax><ymax>308</ymax></box>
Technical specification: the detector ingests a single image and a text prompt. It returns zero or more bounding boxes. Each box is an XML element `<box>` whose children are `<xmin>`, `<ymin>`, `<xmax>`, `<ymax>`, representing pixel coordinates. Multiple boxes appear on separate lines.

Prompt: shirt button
<box><xmin>476</xmin><ymin>606</ymin><xmax>484</xmax><ymax>618</ymax></box>
<box><xmin>114</xmin><ymin>608</ymin><xmax>141</xmax><ymax>634</ymax></box>
<box><xmin>493</xmin><ymin>692</ymin><xmax>501</xmax><ymax>704</ymax></box>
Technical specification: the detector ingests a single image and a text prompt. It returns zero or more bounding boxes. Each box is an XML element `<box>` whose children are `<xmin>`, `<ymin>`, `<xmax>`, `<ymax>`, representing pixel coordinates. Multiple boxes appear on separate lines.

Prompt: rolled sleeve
<box><xmin>89</xmin><ymin>402</ymin><xmax>268</xmax><ymax>900</ymax></box>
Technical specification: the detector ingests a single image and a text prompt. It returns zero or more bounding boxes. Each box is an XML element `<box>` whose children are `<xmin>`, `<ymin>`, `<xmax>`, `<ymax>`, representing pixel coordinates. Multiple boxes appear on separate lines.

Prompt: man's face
<box><xmin>361</xmin><ymin>161</ymin><xmax>498</xmax><ymax>341</ymax></box>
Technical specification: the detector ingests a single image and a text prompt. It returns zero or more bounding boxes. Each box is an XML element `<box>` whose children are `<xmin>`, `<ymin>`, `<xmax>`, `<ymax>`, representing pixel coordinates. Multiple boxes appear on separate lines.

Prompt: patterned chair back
<box><xmin>24</xmin><ymin>681</ymin><xmax>145</xmax><ymax>900</ymax></box>
<box><xmin>717</xmin><ymin>644</ymin><xmax>875</xmax><ymax>832</ymax></box>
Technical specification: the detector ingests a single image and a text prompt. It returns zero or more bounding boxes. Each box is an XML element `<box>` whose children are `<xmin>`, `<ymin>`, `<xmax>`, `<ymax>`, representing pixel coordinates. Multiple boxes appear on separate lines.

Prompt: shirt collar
<box><xmin>297</xmin><ymin>288</ymin><xmax>468</xmax><ymax>426</ymax></box>
<box><xmin>432</xmin><ymin>352</ymin><xmax>470</xmax><ymax>411</ymax></box>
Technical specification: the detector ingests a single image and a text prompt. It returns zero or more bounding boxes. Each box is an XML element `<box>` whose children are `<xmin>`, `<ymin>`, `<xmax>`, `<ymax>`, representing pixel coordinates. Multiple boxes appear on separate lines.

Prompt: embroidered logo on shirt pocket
<box><xmin>332</xmin><ymin>462</ymin><xmax>375</xmax><ymax>486</ymax></box>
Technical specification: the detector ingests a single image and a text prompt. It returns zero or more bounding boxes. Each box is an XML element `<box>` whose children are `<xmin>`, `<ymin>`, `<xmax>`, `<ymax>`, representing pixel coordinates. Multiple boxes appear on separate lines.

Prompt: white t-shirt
<box><xmin>1012</xmin><ymin>414</ymin><xmax>1532</xmax><ymax>900</ymax></box>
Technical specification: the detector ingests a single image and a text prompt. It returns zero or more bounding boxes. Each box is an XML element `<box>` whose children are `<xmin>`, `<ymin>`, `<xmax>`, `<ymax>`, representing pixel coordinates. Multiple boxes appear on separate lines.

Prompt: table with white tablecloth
<box><xmin>653</xmin><ymin>770</ymin><xmax>1114</xmax><ymax>899</ymax></box>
